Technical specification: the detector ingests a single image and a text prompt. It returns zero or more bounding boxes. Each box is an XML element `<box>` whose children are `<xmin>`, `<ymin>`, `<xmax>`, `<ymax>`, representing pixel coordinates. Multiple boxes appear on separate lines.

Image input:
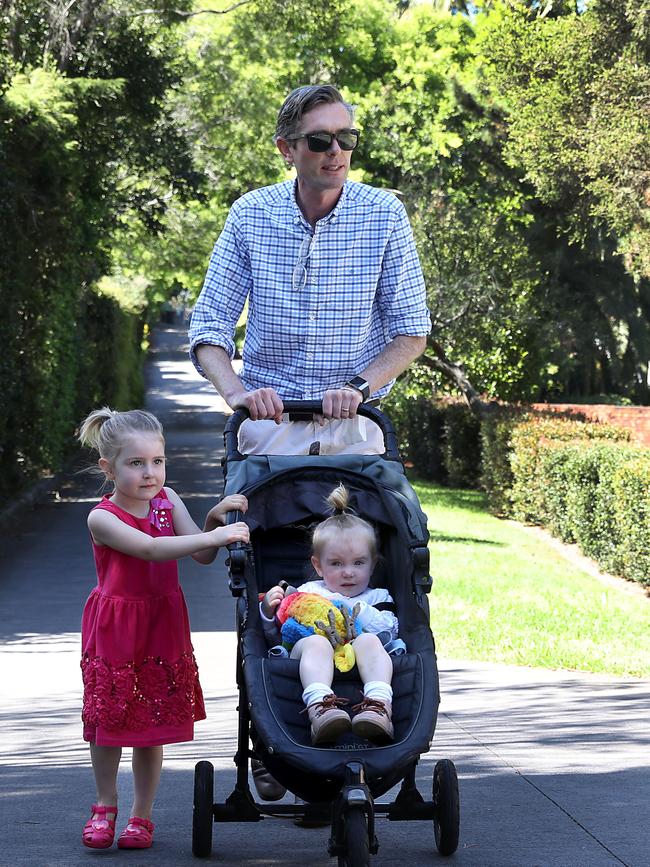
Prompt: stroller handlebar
<box><xmin>223</xmin><ymin>400</ymin><xmax>401</xmax><ymax>461</ymax></box>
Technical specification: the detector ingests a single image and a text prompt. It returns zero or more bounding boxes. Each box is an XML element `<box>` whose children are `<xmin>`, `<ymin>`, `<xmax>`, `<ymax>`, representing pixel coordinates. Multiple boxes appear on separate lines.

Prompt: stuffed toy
<box><xmin>276</xmin><ymin>591</ymin><xmax>361</xmax><ymax>672</ymax></box>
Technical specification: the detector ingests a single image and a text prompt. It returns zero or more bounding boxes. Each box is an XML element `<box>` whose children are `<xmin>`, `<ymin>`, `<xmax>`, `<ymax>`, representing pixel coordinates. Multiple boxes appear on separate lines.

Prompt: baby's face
<box><xmin>311</xmin><ymin>530</ymin><xmax>373</xmax><ymax>598</ymax></box>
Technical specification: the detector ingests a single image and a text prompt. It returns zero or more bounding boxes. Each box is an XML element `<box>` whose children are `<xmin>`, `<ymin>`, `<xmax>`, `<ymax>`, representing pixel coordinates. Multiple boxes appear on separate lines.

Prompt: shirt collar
<box><xmin>289</xmin><ymin>180</ymin><xmax>350</xmax><ymax>228</ymax></box>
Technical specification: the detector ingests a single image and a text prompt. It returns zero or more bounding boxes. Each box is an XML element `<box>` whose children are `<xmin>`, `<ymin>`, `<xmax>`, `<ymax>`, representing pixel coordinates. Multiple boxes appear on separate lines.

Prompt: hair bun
<box><xmin>326</xmin><ymin>482</ymin><xmax>349</xmax><ymax>515</ymax></box>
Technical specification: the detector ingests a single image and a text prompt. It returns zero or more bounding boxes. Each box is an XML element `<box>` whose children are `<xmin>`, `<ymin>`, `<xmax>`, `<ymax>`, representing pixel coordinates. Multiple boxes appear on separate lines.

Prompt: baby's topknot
<box><xmin>326</xmin><ymin>483</ymin><xmax>350</xmax><ymax>515</ymax></box>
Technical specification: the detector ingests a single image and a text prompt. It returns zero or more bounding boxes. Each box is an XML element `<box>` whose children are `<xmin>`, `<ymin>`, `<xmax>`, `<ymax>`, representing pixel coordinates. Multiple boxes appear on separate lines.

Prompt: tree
<box><xmin>0</xmin><ymin>1</ymin><xmax>199</xmax><ymax>494</ymax></box>
<box><xmin>478</xmin><ymin>0</ymin><xmax>650</xmax><ymax>399</ymax></box>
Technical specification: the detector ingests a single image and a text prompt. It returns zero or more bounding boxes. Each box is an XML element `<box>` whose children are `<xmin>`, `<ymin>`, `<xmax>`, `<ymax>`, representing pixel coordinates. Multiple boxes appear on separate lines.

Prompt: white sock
<box><xmin>302</xmin><ymin>682</ymin><xmax>333</xmax><ymax>708</ymax></box>
<box><xmin>363</xmin><ymin>681</ymin><xmax>393</xmax><ymax>705</ymax></box>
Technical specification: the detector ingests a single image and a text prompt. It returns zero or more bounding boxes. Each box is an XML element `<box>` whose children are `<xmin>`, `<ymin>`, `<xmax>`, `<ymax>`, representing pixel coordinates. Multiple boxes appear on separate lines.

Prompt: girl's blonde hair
<box><xmin>312</xmin><ymin>483</ymin><xmax>378</xmax><ymax>560</ymax></box>
<box><xmin>78</xmin><ymin>407</ymin><xmax>164</xmax><ymax>475</ymax></box>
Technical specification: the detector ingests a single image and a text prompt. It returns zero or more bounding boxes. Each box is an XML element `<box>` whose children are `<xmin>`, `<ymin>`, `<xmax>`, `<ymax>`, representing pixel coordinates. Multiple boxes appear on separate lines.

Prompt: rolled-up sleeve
<box><xmin>189</xmin><ymin>207</ymin><xmax>252</xmax><ymax>377</ymax></box>
<box><xmin>376</xmin><ymin>204</ymin><xmax>431</xmax><ymax>339</ymax></box>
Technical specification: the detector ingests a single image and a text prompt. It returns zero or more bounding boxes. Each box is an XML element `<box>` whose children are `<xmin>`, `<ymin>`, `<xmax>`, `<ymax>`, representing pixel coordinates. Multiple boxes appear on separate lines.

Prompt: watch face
<box><xmin>347</xmin><ymin>377</ymin><xmax>370</xmax><ymax>400</ymax></box>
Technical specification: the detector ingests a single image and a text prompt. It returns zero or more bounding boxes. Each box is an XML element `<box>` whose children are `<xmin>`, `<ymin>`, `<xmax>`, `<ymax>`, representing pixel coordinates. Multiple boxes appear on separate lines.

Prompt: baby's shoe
<box><xmin>82</xmin><ymin>804</ymin><xmax>117</xmax><ymax>849</ymax></box>
<box><xmin>351</xmin><ymin>698</ymin><xmax>394</xmax><ymax>742</ymax></box>
<box><xmin>305</xmin><ymin>694</ymin><xmax>351</xmax><ymax>744</ymax></box>
<box><xmin>117</xmin><ymin>816</ymin><xmax>154</xmax><ymax>849</ymax></box>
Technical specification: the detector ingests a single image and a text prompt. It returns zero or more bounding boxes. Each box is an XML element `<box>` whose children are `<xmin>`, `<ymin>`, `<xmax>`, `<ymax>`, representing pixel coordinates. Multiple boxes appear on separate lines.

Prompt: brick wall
<box><xmin>531</xmin><ymin>403</ymin><xmax>650</xmax><ymax>447</ymax></box>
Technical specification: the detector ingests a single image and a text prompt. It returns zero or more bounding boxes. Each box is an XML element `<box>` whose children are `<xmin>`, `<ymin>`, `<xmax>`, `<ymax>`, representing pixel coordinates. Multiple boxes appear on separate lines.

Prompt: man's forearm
<box><xmin>195</xmin><ymin>344</ymin><xmax>246</xmax><ymax>407</ymax></box>
<box><xmin>360</xmin><ymin>335</ymin><xmax>426</xmax><ymax>395</ymax></box>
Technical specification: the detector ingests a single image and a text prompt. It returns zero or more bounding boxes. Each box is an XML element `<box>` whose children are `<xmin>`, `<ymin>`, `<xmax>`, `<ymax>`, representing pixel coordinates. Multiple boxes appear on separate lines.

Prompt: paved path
<box><xmin>1</xmin><ymin>326</ymin><xmax>648</xmax><ymax>867</ymax></box>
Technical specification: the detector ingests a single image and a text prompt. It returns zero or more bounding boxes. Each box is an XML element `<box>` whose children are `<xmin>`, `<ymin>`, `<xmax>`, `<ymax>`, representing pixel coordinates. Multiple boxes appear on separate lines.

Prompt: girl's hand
<box><xmin>209</xmin><ymin>521</ymin><xmax>250</xmax><ymax>548</ymax></box>
<box><xmin>261</xmin><ymin>585</ymin><xmax>285</xmax><ymax>618</ymax></box>
<box><xmin>204</xmin><ymin>494</ymin><xmax>248</xmax><ymax>530</ymax></box>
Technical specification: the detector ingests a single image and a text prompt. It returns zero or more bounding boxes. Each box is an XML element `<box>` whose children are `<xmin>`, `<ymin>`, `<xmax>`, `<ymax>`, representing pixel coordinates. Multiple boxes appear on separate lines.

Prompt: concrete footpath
<box><xmin>1</xmin><ymin>325</ymin><xmax>648</xmax><ymax>867</ymax></box>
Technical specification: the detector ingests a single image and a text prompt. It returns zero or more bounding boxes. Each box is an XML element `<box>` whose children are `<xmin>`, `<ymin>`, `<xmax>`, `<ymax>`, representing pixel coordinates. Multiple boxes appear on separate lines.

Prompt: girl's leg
<box><xmin>130</xmin><ymin>745</ymin><xmax>164</xmax><ymax>819</ymax></box>
<box><xmin>89</xmin><ymin>743</ymin><xmax>122</xmax><ymax>818</ymax></box>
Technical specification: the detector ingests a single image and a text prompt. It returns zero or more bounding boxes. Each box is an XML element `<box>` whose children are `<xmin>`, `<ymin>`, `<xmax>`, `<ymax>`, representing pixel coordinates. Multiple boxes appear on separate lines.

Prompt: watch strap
<box><xmin>344</xmin><ymin>376</ymin><xmax>371</xmax><ymax>402</ymax></box>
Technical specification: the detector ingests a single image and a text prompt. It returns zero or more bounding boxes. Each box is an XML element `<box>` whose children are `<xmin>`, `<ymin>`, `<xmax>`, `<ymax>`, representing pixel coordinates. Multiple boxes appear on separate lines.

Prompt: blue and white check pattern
<box><xmin>189</xmin><ymin>180</ymin><xmax>431</xmax><ymax>400</ymax></box>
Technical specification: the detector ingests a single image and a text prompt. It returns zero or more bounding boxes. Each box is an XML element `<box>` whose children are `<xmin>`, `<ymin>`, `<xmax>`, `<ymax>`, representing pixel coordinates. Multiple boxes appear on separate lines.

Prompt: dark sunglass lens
<box><xmin>337</xmin><ymin>132</ymin><xmax>358</xmax><ymax>151</ymax></box>
<box><xmin>306</xmin><ymin>133</ymin><xmax>332</xmax><ymax>152</ymax></box>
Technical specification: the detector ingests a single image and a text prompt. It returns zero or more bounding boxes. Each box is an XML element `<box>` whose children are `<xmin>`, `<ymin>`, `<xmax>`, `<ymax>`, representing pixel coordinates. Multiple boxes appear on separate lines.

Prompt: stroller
<box><xmin>192</xmin><ymin>402</ymin><xmax>460</xmax><ymax>865</ymax></box>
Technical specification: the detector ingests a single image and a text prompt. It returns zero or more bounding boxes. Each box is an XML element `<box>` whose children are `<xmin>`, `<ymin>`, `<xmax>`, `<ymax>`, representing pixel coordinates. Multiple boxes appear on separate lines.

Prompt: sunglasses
<box><xmin>286</xmin><ymin>129</ymin><xmax>360</xmax><ymax>152</ymax></box>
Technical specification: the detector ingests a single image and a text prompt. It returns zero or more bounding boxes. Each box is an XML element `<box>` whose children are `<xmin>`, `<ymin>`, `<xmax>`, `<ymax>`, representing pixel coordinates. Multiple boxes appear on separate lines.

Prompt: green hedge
<box><xmin>612</xmin><ymin>457</ymin><xmax>650</xmax><ymax>586</ymax></box>
<box><xmin>0</xmin><ymin>70</ymin><xmax>145</xmax><ymax>505</ymax></box>
<box><xmin>509</xmin><ymin>416</ymin><xmax>629</xmax><ymax>524</ymax></box>
<box><xmin>383</xmin><ymin>391</ymin><xmax>480</xmax><ymax>485</ymax></box>
<box><xmin>389</xmin><ymin>395</ymin><xmax>649</xmax><ymax>587</ymax></box>
<box><xmin>536</xmin><ymin>444</ymin><xmax>650</xmax><ymax>587</ymax></box>
<box><xmin>479</xmin><ymin>405</ymin><xmax>522</xmax><ymax>516</ymax></box>
<box><xmin>381</xmin><ymin>389</ymin><xmax>650</xmax><ymax>586</ymax></box>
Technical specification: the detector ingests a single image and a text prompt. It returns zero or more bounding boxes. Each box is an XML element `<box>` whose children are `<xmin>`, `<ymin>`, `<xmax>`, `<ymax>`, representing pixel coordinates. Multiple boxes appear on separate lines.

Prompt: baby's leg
<box><xmin>291</xmin><ymin>635</ymin><xmax>350</xmax><ymax>744</ymax></box>
<box><xmin>351</xmin><ymin>633</ymin><xmax>394</xmax><ymax>741</ymax></box>
<box><xmin>352</xmin><ymin>632</ymin><xmax>393</xmax><ymax>686</ymax></box>
<box><xmin>291</xmin><ymin>633</ymin><xmax>334</xmax><ymax>693</ymax></box>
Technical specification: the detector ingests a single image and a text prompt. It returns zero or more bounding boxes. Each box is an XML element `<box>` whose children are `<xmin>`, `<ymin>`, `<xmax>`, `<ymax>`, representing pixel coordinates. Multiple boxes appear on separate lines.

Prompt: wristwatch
<box><xmin>344</xmin><ymin>376</ymin><xmax>371</xmax><ymax>403</ymax></box>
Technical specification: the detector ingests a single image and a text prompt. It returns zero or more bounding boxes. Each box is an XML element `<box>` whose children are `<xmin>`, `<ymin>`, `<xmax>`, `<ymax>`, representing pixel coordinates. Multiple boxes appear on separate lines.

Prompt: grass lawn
<box><xmin>413</xmin><ymin>482</ymin><xmax>650</xmax><ymax>678</ymax></box>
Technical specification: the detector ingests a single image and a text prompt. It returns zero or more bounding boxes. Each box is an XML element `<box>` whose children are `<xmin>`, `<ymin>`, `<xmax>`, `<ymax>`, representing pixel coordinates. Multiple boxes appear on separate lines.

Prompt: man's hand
<box><xmin>232</xmin><ymin>388</ymin><xmax>284</xmax><ymax>424</ymax></box>
<box><xmin>319</xmin><ymin>386</ymin><xmax>363</xmax><ymax>424</ymax></box>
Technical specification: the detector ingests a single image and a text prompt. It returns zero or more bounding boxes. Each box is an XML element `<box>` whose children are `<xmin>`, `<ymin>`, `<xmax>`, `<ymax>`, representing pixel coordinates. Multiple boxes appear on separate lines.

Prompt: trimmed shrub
<box><xmin>444</xmin><ymin>402</ymin><xmax>481</xmax><ymax>488</ymax></box>
<box><xmin>537</xmin><ymin>444</ymin><xmax>576</xmax><ymax>542</ymax></box>
<box><xmin>510</xmin><ymin>417</ymin><xmax>629</xmax><ymax>524</ymax></box>
<box><xmin>538</xmin><ymin>443</ymin><xmax>640</xmax><ymax>560</ymax></box>
<box><xmin>383</xmin><ymin>390</ymin><xmax>446</xmax><ymax>481</ymax></box>
<box><xmin>612</xmin><ymin>456</ymin><xmax>650</xmax><ymax>587</ymax></box>
<box><xmin>479</xmin><ymin>404</ymin><xmax>523</xmax><ymax>516</ymax></box>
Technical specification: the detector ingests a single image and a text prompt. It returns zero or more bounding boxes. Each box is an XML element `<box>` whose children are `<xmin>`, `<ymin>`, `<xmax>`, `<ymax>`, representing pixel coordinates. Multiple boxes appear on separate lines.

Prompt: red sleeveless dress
<box><xmin>80</xmin><ymin>490</ymin><xmax>206</xmax><ymax>747</ymax></box>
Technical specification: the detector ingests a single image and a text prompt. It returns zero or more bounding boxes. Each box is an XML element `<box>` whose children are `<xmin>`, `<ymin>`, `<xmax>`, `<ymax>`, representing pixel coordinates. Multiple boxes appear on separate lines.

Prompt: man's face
<box><xmin>277</xmin><ymin>101</ymin><xmax>354</xmax><ymax>195</ymax></box>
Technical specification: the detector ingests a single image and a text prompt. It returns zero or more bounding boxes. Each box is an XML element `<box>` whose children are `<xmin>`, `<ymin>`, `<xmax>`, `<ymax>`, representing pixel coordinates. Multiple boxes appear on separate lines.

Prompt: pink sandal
<box><xmin>117</xmin><ymin>816</ymin><xmax>155</xmax><ymax>849</ymax></box>
<box><xmin>82</xmin><ymin>803</ymin><xmax>118</xmax><ymax>849</ymax></box>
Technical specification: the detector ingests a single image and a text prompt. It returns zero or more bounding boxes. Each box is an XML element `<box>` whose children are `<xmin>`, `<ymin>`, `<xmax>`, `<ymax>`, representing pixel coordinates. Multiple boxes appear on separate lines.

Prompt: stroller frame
<box><xmin>192</xmin><ymin>403</ymin><xmax>460</xmax><ymax>864</ymax></box>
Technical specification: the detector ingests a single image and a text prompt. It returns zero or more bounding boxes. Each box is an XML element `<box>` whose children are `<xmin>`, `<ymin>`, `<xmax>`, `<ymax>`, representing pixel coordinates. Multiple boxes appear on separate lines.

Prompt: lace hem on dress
<box><xmin>81</xmin><ymin>651</ymin><xmax>203</xmax><ymax>732</ymax></box>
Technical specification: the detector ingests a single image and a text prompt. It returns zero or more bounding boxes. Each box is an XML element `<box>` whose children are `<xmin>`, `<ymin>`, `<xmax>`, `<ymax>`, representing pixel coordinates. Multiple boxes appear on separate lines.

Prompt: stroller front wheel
<box><xmin>338</xmin><ymin>806</ymin><xmax>370</xmax><ymax>867</ymax></box>
<box><xmin>192</xmin><ymin>760</ymin><xmax>214</xmax><ymax>858</ymax></box>
<box><xmin>432</xmin><ymin>758</ymin><xmax>460</xmax><ymax>856</ymax></box>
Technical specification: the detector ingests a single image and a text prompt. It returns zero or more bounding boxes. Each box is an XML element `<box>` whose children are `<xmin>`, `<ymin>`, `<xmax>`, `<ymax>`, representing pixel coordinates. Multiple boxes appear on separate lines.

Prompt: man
<box><xmin>189</xmin><ymin>84</ymin><xmax>431</xmax><ymax>455</ymax></box>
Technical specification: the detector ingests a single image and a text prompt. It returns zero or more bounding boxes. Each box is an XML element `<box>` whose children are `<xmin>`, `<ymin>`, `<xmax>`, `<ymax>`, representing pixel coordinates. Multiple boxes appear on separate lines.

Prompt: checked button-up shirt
<box><xmin>189</xmin><ymin>179</ymin><xmax>431</xmax><ymax>401</ymax></box>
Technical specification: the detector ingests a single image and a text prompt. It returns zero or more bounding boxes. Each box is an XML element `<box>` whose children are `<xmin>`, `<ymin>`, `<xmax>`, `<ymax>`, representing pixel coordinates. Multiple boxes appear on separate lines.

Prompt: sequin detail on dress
<box><xmin>81</xmin><ymin>651</ymin><xmax>203</xmax><ymax>733</ymax></box>
<box><xmin>150</xmin><ymin>497</ymin><xmax>174</xmax><ymax>531</ymax></box>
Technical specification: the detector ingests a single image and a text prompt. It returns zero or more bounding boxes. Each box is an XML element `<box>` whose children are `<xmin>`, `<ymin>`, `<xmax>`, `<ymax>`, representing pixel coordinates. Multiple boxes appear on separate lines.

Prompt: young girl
<box><xmin>77</xmin><ymin>407</ymin><xmax>249</xmax><ymax>851</ymax></box>
<box><xmin>261</xmin><ymin>483</ymin><xmax>397</xmax><ymax>745</ymax></box>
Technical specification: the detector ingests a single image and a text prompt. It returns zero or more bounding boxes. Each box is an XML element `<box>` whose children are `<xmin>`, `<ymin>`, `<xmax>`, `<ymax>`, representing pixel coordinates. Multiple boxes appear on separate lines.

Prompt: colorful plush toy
<box><xmin>276</xmin><ymin>592</ymin><xmax>361</xmax><ymax>672</ymax></box>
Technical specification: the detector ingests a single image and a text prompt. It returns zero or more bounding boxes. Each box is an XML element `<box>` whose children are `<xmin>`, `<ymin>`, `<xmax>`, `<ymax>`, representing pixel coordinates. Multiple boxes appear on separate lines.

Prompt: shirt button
<box><xmin>309</xmin><ymin>313</ymin><xmax>316</xmax><ymax>320</ymax></box>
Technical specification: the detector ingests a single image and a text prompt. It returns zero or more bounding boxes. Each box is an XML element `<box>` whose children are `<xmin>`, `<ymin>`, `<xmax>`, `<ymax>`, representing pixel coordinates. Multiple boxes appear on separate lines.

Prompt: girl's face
<box><xmin>100</xmin><ymin>433</ymin><xmax>166</xmax><ymax>509</ymax></box>
<box><xmin>311</xmin><ymin>529</ymin><xmax>374</xmax><ymax>598</ymax></box>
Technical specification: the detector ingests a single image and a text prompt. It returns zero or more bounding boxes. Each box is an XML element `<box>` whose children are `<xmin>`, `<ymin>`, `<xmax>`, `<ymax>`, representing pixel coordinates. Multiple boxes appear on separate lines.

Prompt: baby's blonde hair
<box><xmin>312</xmin><ymin>483</ymin><xmax>378</xmax><ymax>560</ymax></box>
<box><xmin>78</xmin><ymin>407</ymin><xmax>164</xmax><ymax>478</ymax></box>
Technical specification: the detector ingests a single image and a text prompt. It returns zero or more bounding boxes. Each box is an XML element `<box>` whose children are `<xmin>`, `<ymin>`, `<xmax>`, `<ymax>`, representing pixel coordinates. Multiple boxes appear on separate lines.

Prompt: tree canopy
<box><xmin>2</xmin><ymin>0</ymin><xmax>649</xmax><ymax>495</ymax></box>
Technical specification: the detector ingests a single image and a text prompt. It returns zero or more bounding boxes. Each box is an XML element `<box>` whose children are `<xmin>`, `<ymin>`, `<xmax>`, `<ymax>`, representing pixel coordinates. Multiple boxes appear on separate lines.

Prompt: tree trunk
<box><xmin>421</xmin><ymin>339</ymin><xmax>495</xmax><ymax>416</ymax></box>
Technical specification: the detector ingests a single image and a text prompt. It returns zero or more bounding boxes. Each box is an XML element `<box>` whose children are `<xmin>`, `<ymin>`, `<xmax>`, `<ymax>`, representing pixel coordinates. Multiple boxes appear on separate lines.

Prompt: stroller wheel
<box><xmin>337</xmin><ymin>806</ymin><xmax>370</xmax><ymax>867</ymax></box>
<box><xmin>432</xmin><ymin>759</ymin><xmax>460</xmax><ymax>856</ymax></box>
<box><xmin>192</xmin><ymin>760</ymin><xmax>214</xmax><ymax>858</ymax></box>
